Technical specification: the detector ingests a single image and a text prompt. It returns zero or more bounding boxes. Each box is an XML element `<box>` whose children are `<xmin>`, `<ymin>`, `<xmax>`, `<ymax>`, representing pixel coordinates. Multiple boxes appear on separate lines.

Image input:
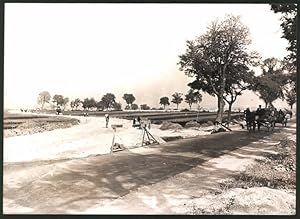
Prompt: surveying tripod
<box><xmin>141</xmin><ymin>126</ymin><xmax>159</xmax><ymax>146</ymax></box>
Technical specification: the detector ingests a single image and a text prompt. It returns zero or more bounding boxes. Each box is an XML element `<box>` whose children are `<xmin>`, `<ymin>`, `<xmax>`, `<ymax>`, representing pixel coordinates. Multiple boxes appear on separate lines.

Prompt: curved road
<box><xmin>3</xmin><ymin>118</ymin><xmax>296</xmax><ymax>214</ymax></box>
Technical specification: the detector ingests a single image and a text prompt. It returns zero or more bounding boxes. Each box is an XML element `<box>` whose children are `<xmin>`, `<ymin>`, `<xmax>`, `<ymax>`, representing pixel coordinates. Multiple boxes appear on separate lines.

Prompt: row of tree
<box><xmin>37</xmin><ymin>91</ymin><xmax>203</xmax><ymax>111</ymax></box>
<box><xmin>178</xmin><ymin>11</ymin><xmax>296</xmax><ymax>124</ymax></box>
<box><xmin>159</xmin><ymin>90</ymin><xmax>202</xmax><ymax>110</ymax></box>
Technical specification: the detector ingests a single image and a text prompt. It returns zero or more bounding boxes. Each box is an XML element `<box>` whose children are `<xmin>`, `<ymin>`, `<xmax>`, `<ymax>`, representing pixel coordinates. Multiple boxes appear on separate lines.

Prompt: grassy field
<box><xmin>4</xmin><ymin>113</ymin><xmax>80</xmax><ymax>138</ymax></box>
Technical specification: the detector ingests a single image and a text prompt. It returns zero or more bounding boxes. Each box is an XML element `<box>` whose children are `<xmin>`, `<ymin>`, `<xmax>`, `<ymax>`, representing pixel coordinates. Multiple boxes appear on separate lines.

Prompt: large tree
<box><xmin>82</xmin><ymin>98</ymin><xmax>90</xmax><ymax>110</ymax></box>
<box><xmin>271</xmin><ymin>4</ymin><xmax>297</xmax><ymax>91</ymax></box>
<box><xmin>185</xmin><ymin>89</ymin><xmax>202</xmax><ymax>110</ymax></box>
<box><xmin>101</xmin><ymin>93</ymin><xmax>116</xmax><ymax>110</ymax></box>
<box><xmin>82</xmin><ymin>98</ymin><xmax>96</xmax><ymax>110</ymax></box>
<box><xmin>171</xmin><ymin>92</ymin><xmax>183</xmax><ymax>110</ymax></box>
<box><xmin>160</xmin><ymin>96</ymin><xmax>170</xmax><ymax>109</ymax></box>
<box><xmin>122</xmin><ymin>94</ymin><xmax>136</xmax><ymax>109</ymax></box>
<box><xmin>37</xmin><ymin>91</ymin><xmax>51</xmax><ymax>110</ymax></box>
<box><xmin>52</xmin><ymin>94</ymin><xmax>64</xmax><ymax>107</ymax></box>
<box><xmin>252</xmin><ymin>58</ymin><xmax>288</xmax><ymax>108</ymax></box>
<box><xmin>96</xmin><ymin>100</ymin><xmax>105</xmax><ymax>111</ymax></box>
<box><xmin>74</xmin><ymin>98</ymin><xmax>82</xmax><ymax>110</ymax></box>
<box><xmin>178</xmin><ymin>15</ymin><xmax>256</xmax><ymax>124</ymax></box>
<box><xmin>271</xmin><ymin>4</ymin><xmax>297</xmax><ymax>65</ymax></box>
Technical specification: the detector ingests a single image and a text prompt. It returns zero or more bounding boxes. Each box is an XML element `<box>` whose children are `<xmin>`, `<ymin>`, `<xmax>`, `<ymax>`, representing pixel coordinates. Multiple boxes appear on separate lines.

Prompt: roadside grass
<box><xmin>218</xmin><ymin>138</ymin><xmax>296</xmax><ymax>191</ymax></box>
<box><xmin>187</xmin><ymin>138</ymin><xmax>296</xmax><ymax>215</ymax></box>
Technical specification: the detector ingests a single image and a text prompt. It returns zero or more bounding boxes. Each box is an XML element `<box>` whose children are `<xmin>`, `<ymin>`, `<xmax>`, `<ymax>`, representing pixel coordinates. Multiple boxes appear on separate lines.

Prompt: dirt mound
<box><xmin>184</xmin><ymin>187</ymin><xmax>295</xmax><ymax>215</ymax></box>
<box><xmin>185</xmin><ymin>121</ymin><xmax>200</xmax><ymax>128</ymax></box>
<box><xmin>160</xmin><ymin>121</ymin><xmax>183</xmax><ymax>130</ymax></box>
<box><xmin>201</xmin><ymin>121</ymin><xmax>214</xmax><ymax>127</ymax></box>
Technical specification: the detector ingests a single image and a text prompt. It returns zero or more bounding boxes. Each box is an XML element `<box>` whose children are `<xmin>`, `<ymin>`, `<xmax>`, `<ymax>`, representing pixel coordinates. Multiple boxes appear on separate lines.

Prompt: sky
<box><xmin>4</xmin><ymin>3</ymin><xmax>291</xmax><ymax>110</ymax></box>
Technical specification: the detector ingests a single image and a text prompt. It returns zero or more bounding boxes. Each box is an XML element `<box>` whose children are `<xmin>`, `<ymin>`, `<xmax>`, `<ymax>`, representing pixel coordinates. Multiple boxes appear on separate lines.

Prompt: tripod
<box><xmin>141</xmin><ymin>126</ymin><xmax>159</xmax><ymax>146</ymax></box>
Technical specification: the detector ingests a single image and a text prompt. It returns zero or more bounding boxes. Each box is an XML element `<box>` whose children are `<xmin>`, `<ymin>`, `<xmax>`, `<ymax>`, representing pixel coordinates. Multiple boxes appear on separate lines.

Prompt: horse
<box><xmin>244</xmin><ymin>109</ymin><xmax>257</xmax><ymax>132</ymax></box>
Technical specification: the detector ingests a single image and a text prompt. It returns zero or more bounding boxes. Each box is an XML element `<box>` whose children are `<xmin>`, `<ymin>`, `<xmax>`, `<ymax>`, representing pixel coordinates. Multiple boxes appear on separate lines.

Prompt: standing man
<box><xmin>105</xmin><ymin>114</ymin><xmax>110</xmax><ymax>128</ymax></box>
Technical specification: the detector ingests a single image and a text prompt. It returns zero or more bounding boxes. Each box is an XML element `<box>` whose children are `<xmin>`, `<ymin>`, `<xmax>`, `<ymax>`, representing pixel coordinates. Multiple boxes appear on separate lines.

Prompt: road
<box><xmin>3</xmin><ymin>118</ymin><xmax>296</xmax><ymax>214</ymax></box>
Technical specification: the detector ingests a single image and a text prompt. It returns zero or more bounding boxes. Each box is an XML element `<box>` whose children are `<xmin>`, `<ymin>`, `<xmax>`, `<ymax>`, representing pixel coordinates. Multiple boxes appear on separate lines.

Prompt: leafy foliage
<box><xmin>37</xmin><ymin>91</ymin><xmax>51</xmax><ymax>109</ymax></box>
<box><xmin>171</xmin><ymin>92</ymin><xmax>183</xmax><ymax>109</ymax></box>
<box><xmin>52</xmin><ymin>95</ymin><xmax>64</xmax><ymax>107</ymax></box>
<box><xmin>160</xmin><ymin>96</ymin><xmax>170</xmax><ymax>109</ymax></box>
<box><xmin>185</xmin><ymin>89</ymin><xmax>202</xmax><ymax>110</ymax></box>
<box><xmin>131</xmin><ymin>103</ymin><xmax>138</xmax><ymax>110</ymax></box>
<box><xmin>82</xmin><ymin>98</ymin><xmax>96</xmax><ymax>110</ymax></box>
<box><xmin>178</xmin><ymin>14</ymin><xmax>257</xmax><ymax>122</ymax></box>
<box><xmin>113</xmin><ymin>102</ymin><xmax>122</xmax><ymax>111</ymax></box>
<box><xmin>252</xmin><ymin>58</ymin><xmax>289</xmax><ymax>108</ymax></box>
<box><xmin>101</xmin><ymin>93</ymin><xmax>116</xmax><ymax>110</ymax></box>
<box><xmin>140</xmin><ymin>104</ymin><xmax>150</xmax><ymax>110</ymax></box>
<box><xmin>122</xmin><ymin>94</ymin><xmax>136</xmax><ymax>108</ymax></box>
<box><xmin>284</xmin><ymin>88</ymin><xmax>296</xmax><ymax>110</ymax></box>
<box><xmin>271</xmin><ymin>4</ymin><xmax>297</xmax><ymax>65</ymax></box>
<box><xmin>74</xmin><ymin>98</ymin><xmax>82</xmax><ymax>110</ymax></box>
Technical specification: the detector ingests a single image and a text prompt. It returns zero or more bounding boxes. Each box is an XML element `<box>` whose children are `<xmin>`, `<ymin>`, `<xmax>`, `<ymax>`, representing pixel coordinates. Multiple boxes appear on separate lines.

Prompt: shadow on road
<box><xmin>3</xmin><ymin>128</ymin><xmax>281</xmax><ymax>213</ymax></box>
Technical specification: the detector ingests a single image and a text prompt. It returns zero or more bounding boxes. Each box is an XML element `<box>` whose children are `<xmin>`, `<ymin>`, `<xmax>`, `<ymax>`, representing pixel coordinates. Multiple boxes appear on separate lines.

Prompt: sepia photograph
<box><xmin>3</xmin><ymin>2</ymin><xmax>297</xmax><ymax>215</ymax></box>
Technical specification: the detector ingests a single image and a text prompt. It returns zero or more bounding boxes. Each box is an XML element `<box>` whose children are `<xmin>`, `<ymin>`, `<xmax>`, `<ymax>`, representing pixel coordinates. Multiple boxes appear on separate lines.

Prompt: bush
<box><xmin>131</xmin><ymin>104</ymin><xmax>139</xmax><ymax>110</ymax></box>
<box><xmin>140</xmin><ymin>104</ymin><xmax>150</xmax><ymax>110</ymax></box>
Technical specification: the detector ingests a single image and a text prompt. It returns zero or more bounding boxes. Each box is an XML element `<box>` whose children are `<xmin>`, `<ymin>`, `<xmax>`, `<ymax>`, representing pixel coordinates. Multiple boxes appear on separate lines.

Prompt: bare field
<box><xmin>3</xmin><ymin>113</ymin><xmax>80</xmax><ymax>138</ymax></box>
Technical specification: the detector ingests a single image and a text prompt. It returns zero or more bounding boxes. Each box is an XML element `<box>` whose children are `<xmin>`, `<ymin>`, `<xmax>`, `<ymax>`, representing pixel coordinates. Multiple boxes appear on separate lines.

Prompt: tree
<box><xmin>179</xmin><ymin>15</ymin><xmax>257</xmax><ymax>123</ymax></box>
<box><xmin>140</xmin><ymin>104</ymin><xmax>150</xmax><ymax>110</ymax></box>
<box><xmin>37</xmin><ymin>91</ymin><xmax>51</xmax><ymax>110</ymax></box>
<box><xmin>89</xmin><ymin>98</ymin><xmax>96</xmax><ymax>110</ymax></box>
<box><xmin>271</xmin><ymin>4</ymin><xmax>297</xmax><ymax>91</ymax></box>
<box><xmin>70</xmin><ymin>101</ymin><xmax>75</xmax><ymax>110</ymax></box>
<box><xmin>271</xmin><ymin>4</ymin><xmax>297</xmax><ymax>65</ymax></box>
<box><xmin>160</xmin><ymin>97</ymin><xmax>170</xmax><ymax>109</ymax></box>
<box><xmin>284</xmin><ymin>87</ymin><xmax>296</xmax><ymax>110</ymax></box>
<box><xmin>131</xmin><ymin>103</ymin><xmax>138</xmax><ymax>110</ymax></box>
<box><xmin>171</xmin><ymin>92</ymin><xmax>183</xmax><ymax>110</ymax></box>
<box><xmin>96</xmin><ymin>100</ymin><xmax>105</xmax><ymax>111</ymax></box>
<box><xmin>113</xmin><ymin>102</ymin><xmax>122</xmax><ymax>111</ymax></box>
<box><xmin>82</xmin><ymin>98</ymin><xmax>89</xmax><ymax>110</ymax></box>
<box><xmin>122</xmin><ymin>94</ymin><xmax>136</xmax><ymax>109</ymax></box>
<box><xmin>82</xmin><ymin>98</ymin><xmax>96</xmax><ymax>110</ymax></box>
<box><xmin>62</xmin><ymin>97</ymin><xmax>69</xmax><ymax>110</ymax></box>
<box><xmin>52</xmin><ymin>95</ymin><xmax>64</xmax><ymax>107</ymax></box>
<box><xmin>101</xmin><ymin>93</ymin><xmax>116</xmax><ymax>110</ymax></box>
<box><xmin>74</xmin><ymin>98</ymin><xmax>81</xmax><ymax>110</ymax></box>
<box><xmin>252</xmin><ymin>58</ymin><xmax>288</xmax><ymax>108</ymax></box>
<box><xmin>185</xmin><ymin>89</ymin><xmax>202</xmax><ymax>110</ymax></box>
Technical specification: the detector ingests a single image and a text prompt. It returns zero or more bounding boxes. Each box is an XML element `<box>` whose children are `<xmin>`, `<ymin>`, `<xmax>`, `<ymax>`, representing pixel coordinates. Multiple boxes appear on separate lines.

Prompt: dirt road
<box><xmin>3</xmin><ymin>119</ymin><xmax>296</xmax><ymax>214</ymax></box>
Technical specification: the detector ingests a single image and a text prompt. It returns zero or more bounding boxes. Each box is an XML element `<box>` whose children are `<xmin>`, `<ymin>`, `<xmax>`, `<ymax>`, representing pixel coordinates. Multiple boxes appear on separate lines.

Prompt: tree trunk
<box><xmin>265</xmin><ymin>102</ymin><xmax>268</xmax><ymax>108</ymax></box>
<box><xmin>41</xmin><ymin>102</ymin><xmax>45</xmax><ymax>110</ymax></box>
<box><xmin>216</xmin><ymin>77</ymin><xmax>226</xmax><ymax>124</ymax></box>
<box><xmin>290</xmin><ymin>104</ymin><xmax>293</xmax><ymax>110</ymax></box>
<box><xmin>189</xmin><ymin>103</ymin><xmax>192</xmax><ymax>110</ymax></box>
<box><xmin>227</xmin><ymin>103</ymin><xmax>233</xmax><ymax>126</ymax></box>
<box><xmin>216</xmin><ymin>95</ymin><xmax>225</xmax><ymax>124</ymax></box>
<box><xmin>177</xmin><ymin>104</ymin><xmax>179</xmax><ymax>110</ymax></box>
